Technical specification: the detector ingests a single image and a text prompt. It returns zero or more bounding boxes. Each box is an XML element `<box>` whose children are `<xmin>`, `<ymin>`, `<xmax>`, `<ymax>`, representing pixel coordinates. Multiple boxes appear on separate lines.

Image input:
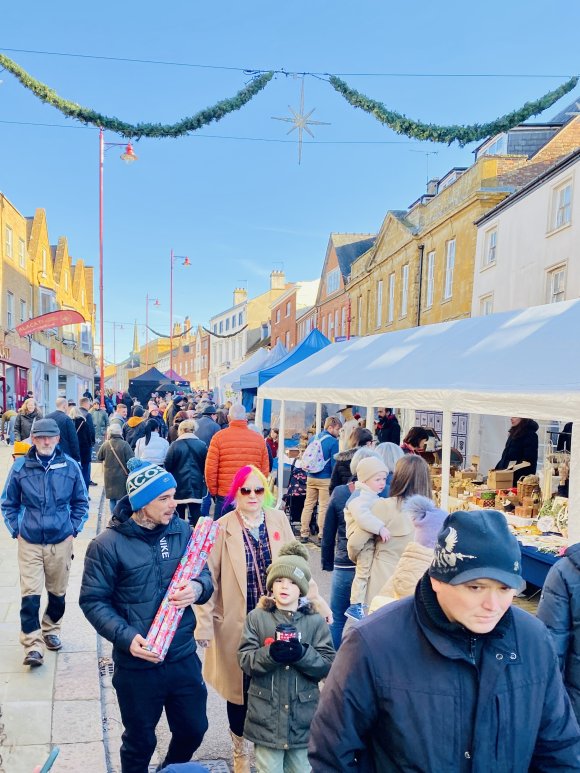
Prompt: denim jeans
<box><xmin>329</xmin><ymin>567</ymin><xmax>355</xmax><ymax>650</ymax></box>
<box><xmin>214</xmin><ymin>495</ymin><xmax>235</xmax><ymax>520</ymax></box>
<box><xmin>109</xmin><ymin>499</ymin><xmax>118</xmax><ymax>516</ymax></box>
<box><xmin>254</xmin><ymin>745</ymin><xmax>310</xmax><ymax>773</ymax></box>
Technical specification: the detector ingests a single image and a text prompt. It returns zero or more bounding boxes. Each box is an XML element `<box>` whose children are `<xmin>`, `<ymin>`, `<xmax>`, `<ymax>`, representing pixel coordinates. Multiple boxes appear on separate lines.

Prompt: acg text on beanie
<box><xmin>266</xmin><ymin>541</ymin><xmax>311</xmax><ymax>597</ymax></box>
<box><xmin>429</xmin><ymin>509</ymin><xmax>525</xmax><ymax>591</ymax></box>
<box><xmin>356</xmin><ymin>456</ymin><xmax>388</xmax><ymax>484</ymax></box>
<box><xmin>126</xmin><ymin>458</ymin><xmax>176</xmax><ymax>512</ymax></box>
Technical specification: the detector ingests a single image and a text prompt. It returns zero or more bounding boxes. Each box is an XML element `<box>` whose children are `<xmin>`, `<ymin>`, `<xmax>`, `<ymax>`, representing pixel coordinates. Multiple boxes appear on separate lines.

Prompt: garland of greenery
<box><xmin>0</xmin><ymin>53</ymin><xmax>274</xmax><ymax>139</ymax></box>
<box><xmin>328</xmin><ymin>74</ymin><xmax>579</xmax><ymax>146</ymax></box>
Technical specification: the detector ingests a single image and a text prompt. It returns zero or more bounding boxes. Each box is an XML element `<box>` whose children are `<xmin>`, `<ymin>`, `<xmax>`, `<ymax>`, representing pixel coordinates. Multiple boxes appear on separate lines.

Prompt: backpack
<box><xmin>301</xmin><ymin>433</ymin><xmax>332</xmax><ymax>474</ymax></box>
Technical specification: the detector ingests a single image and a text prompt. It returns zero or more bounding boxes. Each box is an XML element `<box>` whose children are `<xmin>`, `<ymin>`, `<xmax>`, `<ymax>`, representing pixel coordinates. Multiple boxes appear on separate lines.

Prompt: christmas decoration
<box><xmin>328</xmin><ymin>74</ymin><xmax>579</xmax><ymax>146</ymax></box>
<box><xmin>0</xmin><ymin>53</ymin><xmax>274</xmax><ymax>139</ymax></box>
<box><xmin>272</xmin><ymin>78</ymin><xmax>330</xmax><ymax>163</ymax></box>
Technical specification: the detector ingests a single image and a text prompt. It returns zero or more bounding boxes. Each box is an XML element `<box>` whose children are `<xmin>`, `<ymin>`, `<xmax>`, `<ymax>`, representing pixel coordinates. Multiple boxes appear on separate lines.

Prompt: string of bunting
<box><xmin>0</xmin><ymin>53</ymin><xmax>274</xmax><ymax>139</ymax></box>
<box><xmin>328</xmin><ymin>74</ymin><xmax>579</xmax><ymax>146</ymax></box>
<box><xmin>0</xmin><ymin>52</ymin><xmax>578</xmax><ymax>145</ymax></box>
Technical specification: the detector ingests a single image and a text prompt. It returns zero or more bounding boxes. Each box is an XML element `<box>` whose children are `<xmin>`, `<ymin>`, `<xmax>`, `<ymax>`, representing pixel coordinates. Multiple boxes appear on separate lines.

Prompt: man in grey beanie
<box><xmin>310</xmin><ymin>509</ymin><xmax>580</xmax><ymax>770</ymax></box>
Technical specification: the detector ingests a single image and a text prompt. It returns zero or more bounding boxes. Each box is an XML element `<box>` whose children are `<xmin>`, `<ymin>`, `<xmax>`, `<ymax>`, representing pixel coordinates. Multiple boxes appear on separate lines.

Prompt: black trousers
<box><xmin>176</xmin><ymin>502</ymin><xmax>202</xmax><ymax>527</ymax></box>
<box><xmin>113</xmin><ymin>654</ymin><xmax>208</xmax><ymax>773</ymax></box>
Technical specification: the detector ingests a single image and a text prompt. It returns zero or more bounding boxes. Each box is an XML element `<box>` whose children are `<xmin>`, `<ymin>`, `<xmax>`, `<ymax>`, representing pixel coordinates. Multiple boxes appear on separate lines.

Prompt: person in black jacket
<box><xmin>494</xmin><ymin>417</ymin><xmax>539</xmax><ymax>484</ymax></box>
<box><xmin>537</xmin><ymin>541</ymin><xmax>580</xmax><ymax>723</ymax></box>
<box><xmin>375</xmin><ymin>408</ymin><xmax>401</xmax><ymax>446</ymax></box>
<box><xmin>310</xmin><ymin>509</ymin><xmax>580</xmax><ymax>770</ymax></box>
<box><xmin>164</xmin><ymin>420</ymin><xmax>208</xmax><ymax>526</ymax></box>
<box><xmin>69</xmin><ymin>407</ymin><xmax>93</xmax><ymax>489</ymax></box>
<box><xmin>79</xmin><ymin>459</ymin><xmax>213</xmax><ymax>773</ymax></box>
<box><xmin>46</xmin><ymin>397</ymin><xmax>81</xmax><ymax>462</ymax></box>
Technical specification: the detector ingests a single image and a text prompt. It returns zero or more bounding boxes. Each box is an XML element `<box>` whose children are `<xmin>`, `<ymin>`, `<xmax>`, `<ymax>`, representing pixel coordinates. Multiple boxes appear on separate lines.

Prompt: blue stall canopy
<box><xmin>241</xmin><ymin>329</ymin><xmax>330</xmax><ymax>414</ymax></box>
<box><xmin>217</xmin><ymin>346</ymin><xmax>271</xmax><ymax>404</ymax></box>
<box><xmin>239</xmin><ymin>341</ymin><xmax>289</xmax><ymax>390</ymax></box>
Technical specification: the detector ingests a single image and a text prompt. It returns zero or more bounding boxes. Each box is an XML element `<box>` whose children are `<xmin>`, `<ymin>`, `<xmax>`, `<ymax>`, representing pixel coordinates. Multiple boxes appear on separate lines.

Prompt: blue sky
<box><xmin>1</xmin><ymin>1</ymin><xmax>579</xmax><ymax>362</ymax></box>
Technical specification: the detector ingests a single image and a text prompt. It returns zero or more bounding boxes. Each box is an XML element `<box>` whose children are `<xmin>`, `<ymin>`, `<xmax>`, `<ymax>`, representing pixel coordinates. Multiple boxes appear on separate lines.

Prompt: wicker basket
<box><xmin>517</xmin><ymin>481</ymin><xmax>541</xmax><ymax>499</ymax></box>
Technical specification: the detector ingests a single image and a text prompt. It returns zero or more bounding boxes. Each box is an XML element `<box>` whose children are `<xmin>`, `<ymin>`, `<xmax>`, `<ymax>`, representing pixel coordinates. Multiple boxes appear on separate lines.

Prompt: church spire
<box><xmin>132</xmin><ymin>319</ymin><xmax>139</xmax><ymax>356</ymax></box>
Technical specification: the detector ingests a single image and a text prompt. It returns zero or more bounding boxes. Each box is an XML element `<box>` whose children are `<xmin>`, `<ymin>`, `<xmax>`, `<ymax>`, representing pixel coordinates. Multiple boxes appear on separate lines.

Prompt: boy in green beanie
<box><xmin>238</xmin><ymin>541</ymin><xmax>335</xmax><ymax>773</ymax></box>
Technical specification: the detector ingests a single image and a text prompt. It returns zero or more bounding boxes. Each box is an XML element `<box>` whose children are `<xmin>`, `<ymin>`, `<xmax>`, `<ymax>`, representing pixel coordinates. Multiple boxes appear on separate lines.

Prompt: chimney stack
<box><xmin>270</xmin><ymin>269</ymin><xmax>286</xmax><ymax>291</ymax></box>
<box><xmin>426</xmin><ymin>178</ymin><xmax>439</xmax><ymax>196</ymax></box>
<box><xmin>233</xmin><ymin>287</ymin><xmax>248</xmax><ymax>306</ymax></box>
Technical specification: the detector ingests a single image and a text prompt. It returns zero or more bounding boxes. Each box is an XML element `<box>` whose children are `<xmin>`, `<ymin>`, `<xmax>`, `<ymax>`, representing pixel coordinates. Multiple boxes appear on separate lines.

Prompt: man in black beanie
<box><xmin>309</xmin><ymin>509</ymin><xmax>580</xmax><ymax>770</ymax></box>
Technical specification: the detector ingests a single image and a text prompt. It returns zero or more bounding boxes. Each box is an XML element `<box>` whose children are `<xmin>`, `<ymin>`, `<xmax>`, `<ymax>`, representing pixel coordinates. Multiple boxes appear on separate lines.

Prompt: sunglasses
<box><xmin>239</xmin><ymin>486</ymin><xmax>265</xmax><ymax>496</ymax></box>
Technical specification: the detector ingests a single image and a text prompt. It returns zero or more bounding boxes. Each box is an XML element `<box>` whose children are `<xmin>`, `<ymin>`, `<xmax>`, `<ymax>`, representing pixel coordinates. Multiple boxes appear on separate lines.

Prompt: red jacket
<box><xmin>204</xmin><ymin>420</ymin><xmax>269</xmax><ymax>496</ymax></box>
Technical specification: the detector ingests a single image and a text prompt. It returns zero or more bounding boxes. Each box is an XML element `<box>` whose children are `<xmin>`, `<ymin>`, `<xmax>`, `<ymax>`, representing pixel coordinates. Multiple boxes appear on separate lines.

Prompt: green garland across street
<box><xmin>328</xmin><ymin>74</ymin><xmax>579</xmax><ymax>146</ymax></box>
<box><xmin>0</xmin><ymin>53</ymin><xmax>274</xmax><ymax>139</ymax></box>
<box><xmin>0</xmin><ymin>51</ymin><xmax>578</xmax><ymax>145</ymax></box>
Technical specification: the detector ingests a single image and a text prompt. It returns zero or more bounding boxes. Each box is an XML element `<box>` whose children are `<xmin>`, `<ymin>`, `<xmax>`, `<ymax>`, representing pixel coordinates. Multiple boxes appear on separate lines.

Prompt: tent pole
<box><xmin>366</xmin><ymin>405</ymin><xmax>374</xmax><ymax>433</ymax></box>
<box><xmin>276</xmin><ymin>400</ymin><xmax>286</xmax><ymax>509</ymax></box>
<box><xmin>440</xmin><ymin>409</ymin><xmax>452</xmax><ymax>512</ymax></box>
<box><xmin>567</xmin><ymin>421</ymin><xmax>580</xmax><ymax>543</ymax></box>
<box><xmin>255</xmin><ymin>397</ymin><xmax>264</xmax><ymax>433</ymax></box>
<box><xmin>315</xmin><ymin>403</ymin><xmax>322</xmax><ymax>434</ymax></box>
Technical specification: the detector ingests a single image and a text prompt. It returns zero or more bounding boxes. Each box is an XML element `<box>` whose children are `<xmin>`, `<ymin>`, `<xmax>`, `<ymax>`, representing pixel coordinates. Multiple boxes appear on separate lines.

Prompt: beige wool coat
<box><xmin>369</xmin><ymin>541</ymin><xmax>434</xmax><ymax>613</ymax></box>
<box><xmin>194</xmin><ymin>507</ymin><xmax>330</xmax><ymax>705</ymax></box>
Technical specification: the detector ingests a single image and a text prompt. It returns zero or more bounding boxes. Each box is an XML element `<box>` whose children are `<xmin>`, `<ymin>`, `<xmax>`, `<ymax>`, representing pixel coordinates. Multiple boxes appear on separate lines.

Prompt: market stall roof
<box><xmin>164</xmin><ymin>368</ymin><xmax>185</xmax><ymax>382</ymax></box>
<box><xmin>130</xmin><ymin>367</ymin><xmax>167</xmax><ymax>383</ymax></box>
<box><xmin>237</xmin><ymin>341</ymin><xmax>289</xmax><ymax>390</ymax></box>
<box><xmin>242</xmin><ymin>329</ymin><xmax>330</xmax><ymax>390</ymax></box>
<box><xmin>258</xmin><ymin>301</ymin><xmax>580</xmax><ymax>421</ymax></box>
<box><xmin>218</xmin><ymin>346</ymin><xmax>272</xmax><ymax>399</ymax></box>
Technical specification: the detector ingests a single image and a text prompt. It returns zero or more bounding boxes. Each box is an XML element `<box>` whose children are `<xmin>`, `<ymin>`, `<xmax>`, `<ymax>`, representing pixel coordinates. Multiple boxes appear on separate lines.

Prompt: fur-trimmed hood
<box><xmin>333</xmin><ymin>447</ymin><xmax>357</xmax><ymax>462</ymax></box>
<box><xmin>258</xmin><ymin>596</ymin><xmax>316</xmax><ymax>615</ymax></box>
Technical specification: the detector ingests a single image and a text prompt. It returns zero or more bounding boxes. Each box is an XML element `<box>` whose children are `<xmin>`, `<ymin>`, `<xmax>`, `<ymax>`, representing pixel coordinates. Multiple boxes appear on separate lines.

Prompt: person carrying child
<box><xmin>238</xmin><ymin>541</ymin><xmax>335</xmax><ymax>773</ymax></box>
<box><xmin>344</xmin><ymin>456</ymin><xmax>390</xmax><ymax>608</ymax></box>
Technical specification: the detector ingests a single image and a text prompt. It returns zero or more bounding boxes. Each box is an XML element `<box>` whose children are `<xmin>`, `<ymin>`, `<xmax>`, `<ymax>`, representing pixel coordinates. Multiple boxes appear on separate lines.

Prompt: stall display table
<box><xmin>518</xmin><ymin>542</ymin><xmax>562</xmax><ymax>587</ymax></box>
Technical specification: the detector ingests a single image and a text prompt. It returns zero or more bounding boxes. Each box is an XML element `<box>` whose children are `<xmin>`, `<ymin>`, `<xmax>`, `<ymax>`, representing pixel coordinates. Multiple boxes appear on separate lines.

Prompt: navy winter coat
<box><xmin>1</xmin><ymin>445</ymin><xmax>88</xmax><ymax>543</ymax></box>
<box><xmin>321</xmin><ymin>484</ymin><xmax>355</xmax><ymax>570</ymax></box>
<box><xmin>537</xmin><ymin>542</ymin><xmax>580</xmax><ymax>723</ymax></box>
<box><xmin>309</xmin><ymin>574</ymin><xmax>580</xmax><ymax>771</ymax></box>
<box><xmin>79</xmin><ymin>496</ymin><xmax>213</xmax><ymax>670</ymax></box>
<box><xmin>194</xmin><ymin>415</ymin><xmax>221</xmax><ymax>447</ymax></box>
<box><xmin>164</xmin><ymin>435</ymin><xmax>208</xmax><ymax>501</ymax></box>
<box><xmin>46</xmin><ymin>410</ymin><xmax>81</xmax><ymax>461</ymax></box>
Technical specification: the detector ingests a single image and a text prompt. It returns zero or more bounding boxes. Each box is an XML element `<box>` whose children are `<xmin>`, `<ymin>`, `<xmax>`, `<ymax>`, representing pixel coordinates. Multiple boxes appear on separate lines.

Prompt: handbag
<box><xmin>109</xmin><ymin>441</ymin><xmax>129</xmax><ymax>476</ymax></box>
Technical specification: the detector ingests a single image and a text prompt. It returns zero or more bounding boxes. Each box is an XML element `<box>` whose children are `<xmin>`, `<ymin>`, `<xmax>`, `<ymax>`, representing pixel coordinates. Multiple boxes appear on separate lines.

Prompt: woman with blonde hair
<box><xmin>14</xmin><ymin>397</ymin><xmax>43</xmax><ymax>441</ymax></box>
<box><xmin>195</xmin><ymin>465</ymin><xmax>331</xmax><ymax>773</ymax></box>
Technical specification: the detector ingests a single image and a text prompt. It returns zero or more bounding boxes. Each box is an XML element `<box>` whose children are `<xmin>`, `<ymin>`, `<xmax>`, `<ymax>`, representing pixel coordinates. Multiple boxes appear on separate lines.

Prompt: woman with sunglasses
<box><xmin>195</xmin><ymin>464</ymin><xmax>331</xmax><ymax>773</ymax></box>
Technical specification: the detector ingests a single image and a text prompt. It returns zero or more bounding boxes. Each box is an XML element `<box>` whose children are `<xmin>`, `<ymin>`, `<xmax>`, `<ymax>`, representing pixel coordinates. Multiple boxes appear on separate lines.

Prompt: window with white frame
<box><xmin>6</xmin><ymin>292</ymin><xmax>14</xmax><ymax>328</ymax></box>
<box><xmin>425</xmin><ymin>251</ymin><xmax>435</xmax><ymax>308</ymax></box>
<box><xmin>387</xmin><ymin>273</ymin><xmax>395</xmax><ymax>323</ymax></box>
<box><xmin>238</xmin><ymin>311</ymin><xmax>243</xmax><ymax>326</ymax></box>
<box><xmin>5</xmin><ymin>226</ymin><xmax>13</xmax><ymax>259</ymax></box>
<box><xmin>19</xmin><ymin>299</ymin><xmax>26</xmax><ymax>323</ymax></box>
<box><xmin>401</xmin><ymin>264</ymin><xmax>409</xmax><ymax>317</ymax></box>
<box><xmin>285</xmin><ymin>330</ymin><xmax>290</xmax><ymax>348</ymax></box>
<box><xmin>286</xmin><ymin>301</ymin><xmax>291</xmax><ymax>318</ymax></box>
<box><xmin>483</xmin><ymin>228</ymin><xmax>497</xmax><ymax>267</ymax></box>
<box><xmin>376</xmin><ymin>279</ymin><xmax>383</xmax><ymax>328</ymax></box>
<box><xmin>328</xmin><ymin>312</ymin><xmax>334</xmax><ymax>338</ymax></box>
<box><xmin>18</xmin><ymin>238</ymin><xmax>26</xmax><ymax>269</ymax></box>
<box><xmin>275</xmin><ymin>309</ymin><xmax>280</xmax><ymax>324</ymax></box>
<box><xmin>546</xmin><ymin>264</ymin><xmax>566</xmax><ymax>303</ymax></box>
<box><xmin>479</xmin><ymin>294</ymin><xmax>494</xmax><ymax>315</ymax></box>
<box><xmin>334</xmin><ymin>309</ymin><xmax>339</xmax><ymax>337</ymax></box>
<box><xmin>357</xmin><ymin>296</ymin><xmax>363</xmax><ymax>335</ymax></box>
<box><xmin>231</xmin><ymin>314</ymin><xmax>236</xmax><ymax>329</ymax></box>
<box><xmin>321</xmin><ymin>315</ymin><xmax>326</xmax><ymax>334</ymax></box>
<box><xmin>444</xmin><ymin>240</ymin><xmax>455</xmax><ymax>300</ymax></box>
<box><xmin>225</xmin><ymin>317</ymin><xmax>230</xmax><ymax>331</ymax></box>
<box><xmin>341</xmin><ymin>306</ymin><xmax>347</xmax><ymax>336</ymax></box>
<box><xmin>551</xmin><ymin>182</ymin><xmax>572</xmax><ymax>230</ymax></box>
<box><xmin>219</xmin><ymin>320</ymin><xmax>223</xmax><ymax>334</ymax></box>
<box><xmin>326</xmin><ymin>267</ymin><xmax>340</xmax><ymax>296</ymax></box>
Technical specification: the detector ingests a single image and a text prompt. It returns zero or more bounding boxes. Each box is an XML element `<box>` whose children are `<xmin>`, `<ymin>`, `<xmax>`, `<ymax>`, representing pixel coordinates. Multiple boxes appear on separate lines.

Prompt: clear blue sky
<box><xmin>1</xmin><ymin>1</ymin><xmax>578</xmax><ymax>363</ymax></box>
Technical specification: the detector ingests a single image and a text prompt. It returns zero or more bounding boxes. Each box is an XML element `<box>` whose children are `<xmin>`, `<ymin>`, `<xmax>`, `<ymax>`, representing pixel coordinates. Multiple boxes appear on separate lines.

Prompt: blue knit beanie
<box><xmin>126</xmin><ymin>458</ymin><xmax>176</xmax><ymax>511</ymax></box>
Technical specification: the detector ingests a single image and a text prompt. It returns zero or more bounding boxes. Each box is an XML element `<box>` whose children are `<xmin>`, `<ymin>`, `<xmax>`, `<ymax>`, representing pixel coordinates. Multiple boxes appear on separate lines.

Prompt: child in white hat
<box><xmin>344</xmin><ymin>456</ymin><xmax>390</xmax><ymax>607</ymax></box>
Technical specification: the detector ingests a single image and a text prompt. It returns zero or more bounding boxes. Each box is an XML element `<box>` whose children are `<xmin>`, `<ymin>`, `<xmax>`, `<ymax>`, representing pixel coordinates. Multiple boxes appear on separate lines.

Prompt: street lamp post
<box><xmin>169</xmin><ymin>249</ymin><xmax>191</xmax><ymax>374</ymax></box>
<box><xmin>145</xmin><ymin>294</ymin><xmax>160</xmax><ymax>369</ymax></box>
<box><xmin>98</xmin><ymin>128</ymin><xmax>137</xmax><ymax>407</ymax></box>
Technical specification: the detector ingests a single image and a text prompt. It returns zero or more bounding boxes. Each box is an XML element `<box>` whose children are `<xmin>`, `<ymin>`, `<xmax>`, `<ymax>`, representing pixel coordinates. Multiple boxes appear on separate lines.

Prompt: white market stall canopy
<box><xmin>259</xmin><ymin>300</ymin><xmax>580</xmax><ymax>422</ymax></box>
<box><xmin>258</xmin><ymin>300</ymin><xmax>580</xmax><ymax>541</ymax></box>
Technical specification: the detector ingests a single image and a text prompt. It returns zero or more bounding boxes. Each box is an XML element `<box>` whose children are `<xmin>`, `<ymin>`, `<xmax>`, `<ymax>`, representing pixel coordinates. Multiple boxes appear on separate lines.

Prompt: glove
<box><xmin>269</xmin><ymin>639</ymin><xmax>305</xmax><ymax>664</ymax></box>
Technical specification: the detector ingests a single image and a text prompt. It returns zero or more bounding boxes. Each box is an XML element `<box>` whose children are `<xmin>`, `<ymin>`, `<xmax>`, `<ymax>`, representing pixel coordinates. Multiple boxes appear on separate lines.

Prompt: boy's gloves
<box><xmin>269</xmin><ymin>639</ymin><xmax>305</xmax><ymax>663</ymax></box>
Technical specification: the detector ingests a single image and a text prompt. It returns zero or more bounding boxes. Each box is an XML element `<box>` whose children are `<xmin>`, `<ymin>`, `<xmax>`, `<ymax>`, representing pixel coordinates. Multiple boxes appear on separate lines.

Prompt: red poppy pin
<box><xmin>264</xmin><ymin>637</ymin><xmax>275</xmax><ymax>646</ymax></box>
<box><xmin>273</xmin><ymin>531</ymin><xmax>280</xmax><ymax>541</ymax></box>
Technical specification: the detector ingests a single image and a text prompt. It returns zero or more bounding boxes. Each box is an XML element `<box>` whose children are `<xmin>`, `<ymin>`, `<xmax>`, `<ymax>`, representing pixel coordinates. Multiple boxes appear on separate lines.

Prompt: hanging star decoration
<box><xmin>272</xmin><ymin>78</ymin><xmax>330</xmax><ymax>164</ymax></box>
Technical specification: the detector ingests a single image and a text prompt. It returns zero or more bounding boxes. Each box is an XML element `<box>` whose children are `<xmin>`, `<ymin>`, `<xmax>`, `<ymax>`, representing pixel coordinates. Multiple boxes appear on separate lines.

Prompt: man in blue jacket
<box><xmin>80</xmin><ymin>459</ymin><xmax>213</xmax><ymax>773</ymax></box>
<box><xmin>299</xmin><ymin>417</ymin><xmax>340</xmax><ymax>544</ymax></box>
<box><xmin>1</xmin><ymin>418</ymin><xmax>89</xmax><ymax>668</ymax></box>
<box><xmin>309</xmin><ymin>509</ymin><xmax>580</xmax><ymax>771</ymax></box>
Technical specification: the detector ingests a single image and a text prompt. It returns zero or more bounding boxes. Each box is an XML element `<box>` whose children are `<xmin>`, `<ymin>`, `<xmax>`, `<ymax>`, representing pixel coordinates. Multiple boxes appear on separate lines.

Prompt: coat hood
<box><xmin>333</xmin><ymin>448</ymin><xmax>357</xmax><ymax>462</ymax></box>
<box><xmin>565</xmin><ymin>542</ymin><xmax>580</xmax><ymax>570</ymax></box>
<box><xmin>127</xmin><ymin>416</ymin><xmax>144</xmax><ymax>428</ymax></box>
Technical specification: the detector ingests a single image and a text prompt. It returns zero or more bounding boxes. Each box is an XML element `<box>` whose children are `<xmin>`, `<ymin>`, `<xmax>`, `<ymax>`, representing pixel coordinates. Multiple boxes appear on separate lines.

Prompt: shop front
<box><xmin>0</xmin><ymin>343</ymin><xmax>31</xmax><ymax>411</ymax></box>
<box><xmin>51</xmin><ymin>349</ymin><xmax>93</xmax><ymax>403</ymax></box>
